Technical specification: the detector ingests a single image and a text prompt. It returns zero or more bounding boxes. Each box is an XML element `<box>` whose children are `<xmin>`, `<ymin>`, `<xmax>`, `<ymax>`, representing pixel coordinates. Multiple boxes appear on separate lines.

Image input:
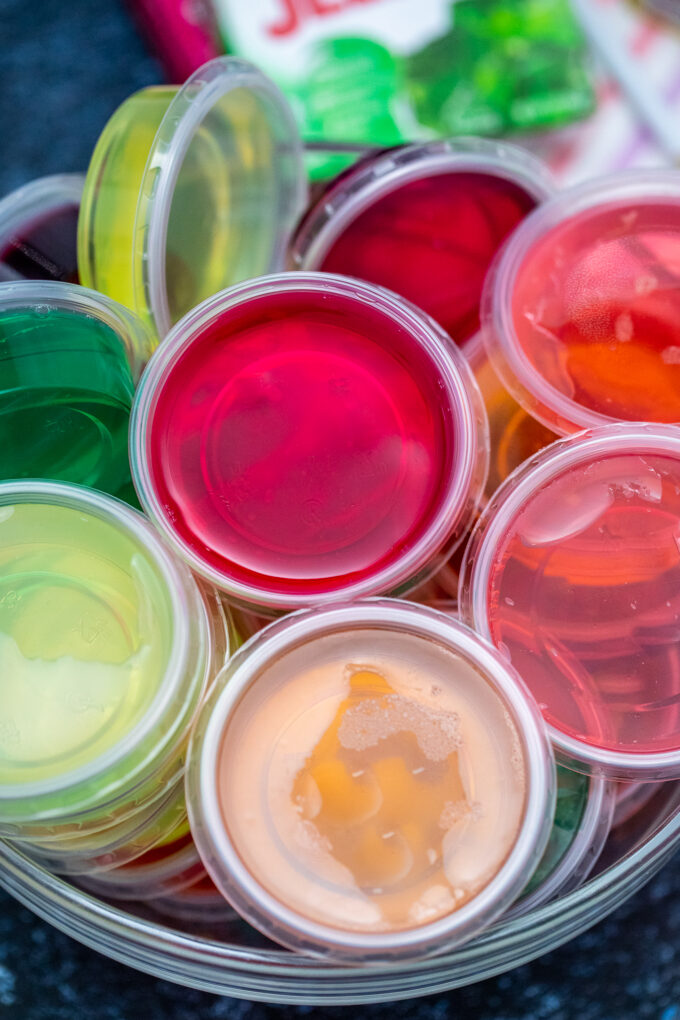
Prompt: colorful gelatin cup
<box><xmin>0</xmin><ymin>482</ymin><xmax>223</xmax><ymax>846</ymax></box>
<box><xmin>291</xmin><ymin>139</ymin><xmax>554</xmax><ymax>346</ymax></box>
<box><xmin>461</xmin><ymin>423</ymin><xmax>680</xmax><ymax>781</ymax></box>
<box><xmin>77</xmin><ymin>827</ymin><xmax>205</xmax><ymax>899</ymax></box>
<box><xmin>131</xmin><ymin>273</ymin><xmax>489</xmax><ymax>613</ymax></box>
<box><xmin>0</xmin><ymin>281</ymin><xmax>153</xmax><ymax>498</ymax></box>
<box><xmin>483</xmin><ymin>171</ymin><xmax>680</xmax><ymax>435</ymax></box>
<box><xmin>509</xmin><ymin>767</ymin><xmax>615</xmax><ymax>918</ymax></box>
<box><xmin>78</xmin><ymin>56</ymin><xmax>307</xmax><ymax>341</ymax></box>
<box><xmin>186</xmin><ymin>600</ymin><xmax>555</xmax><ymax>961</ymax></box>
<box><xmin>0</xmin><ymin>174</ymin><xmax>83</xmax><ymax>284</ymax></box>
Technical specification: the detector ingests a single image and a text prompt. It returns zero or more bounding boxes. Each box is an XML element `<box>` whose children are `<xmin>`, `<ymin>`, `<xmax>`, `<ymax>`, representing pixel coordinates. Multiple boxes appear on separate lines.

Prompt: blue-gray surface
<box><xmin>2</xmin><ymin>0</ymin><xmax>680</xmax><ymax>1016</ymax></box>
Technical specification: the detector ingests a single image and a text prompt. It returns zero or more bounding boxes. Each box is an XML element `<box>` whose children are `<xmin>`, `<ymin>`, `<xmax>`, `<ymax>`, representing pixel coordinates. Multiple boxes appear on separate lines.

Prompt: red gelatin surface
<box><xmin>144</xmin><ymin>289</ymin><xmax>457</xmax><ymax>600</ymax></box>
<box><xmin>511</xmin><ymin>200</ymin><xmax>680</xmax><ymax>423</ymax></box>
<box><xmin>318</xmin><ymin>172</ymin><xmax>537</xmax><ymax>344</ymax></box>
<box><xmin>487</xmin><ymin>452</ymin><xmax>680</xmax><ymax>756</ymax></box>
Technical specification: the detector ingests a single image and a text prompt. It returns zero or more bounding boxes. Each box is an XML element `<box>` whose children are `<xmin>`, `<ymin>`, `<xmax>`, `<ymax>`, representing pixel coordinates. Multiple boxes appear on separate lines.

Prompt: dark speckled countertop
<box><xmin>2</xmin><ymin>0</ymin><xmax>680</xmax><ymax>1015</ymax></box>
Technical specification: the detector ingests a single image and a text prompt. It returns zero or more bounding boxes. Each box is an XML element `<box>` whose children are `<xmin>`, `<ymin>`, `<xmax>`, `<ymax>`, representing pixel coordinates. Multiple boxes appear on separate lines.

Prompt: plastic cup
<box><xmin>186</xmin><ymin>600</ymin><xmax>555</xmax><ymax>962</ymax></box>
<box><xmin>291</xmin><ymin>139</ymin><xmax>554</xmax><ymax>346</ymax></box>
<box><xmin>509</xmin><ymin>768</ymin><xmax>615</xmax><ymax>917</ymax></box>
<box><xmin>131</xmin><ymin>273</ymin><xmax>488</xmax><ymax>613</ymax></box>
<box><xmin>0</xmin><ymin>174</ymin><xmax>83</xmax><ymax>284</ymax></box>
<box><xmin>76</xmin><ymin>826</ymin><xmax>205</xmax><ymax>900</ymax></box>
<box><xmin>463</xmin><ymin>331</ymin><xmax>559</xmax><ymax>501</ymax></box>
<box><xmin>460</xmin><ymin>423</ymin><xmax>680</xmax><ymax>781</ymax></box>
<box><xmin>0</xmin><ymin>482</ymin><xmax>224</xmax><ymax>852</ymax></box>
<box><xmin>483</xmin><ymin>171</ymin><xmax>680</xmax><ymax>435</ymax></box>
<box><xmin>0</xmin><ymin>281</ymin><xmax>153</xmax><ymax>499</ymax></box>
<box><xmin>612</xmin><ymin>782</ymin><xmax>662</xmax><ymax>829</ymax></box>
<box><xmin>78</xmin><ymin>57</ymin><xmax>307</xmax><ymax>341</ymax></box>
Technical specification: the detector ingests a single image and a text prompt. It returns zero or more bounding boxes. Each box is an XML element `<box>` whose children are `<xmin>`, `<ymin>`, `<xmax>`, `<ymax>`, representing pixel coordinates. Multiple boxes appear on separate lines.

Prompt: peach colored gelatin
<box><xmin>216</xmin><ymin>629</ymin><xmax>526</xmax><ymax>933</ymax></box>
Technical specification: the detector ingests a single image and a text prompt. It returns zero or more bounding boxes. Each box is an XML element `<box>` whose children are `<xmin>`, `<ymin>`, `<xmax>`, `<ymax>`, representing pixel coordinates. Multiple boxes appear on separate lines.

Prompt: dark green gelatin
<box><xmin>0</xmin><ymin>306</ymin><xmax>135</xmax><ymax>499</ymax></box>
<box><xmin>523</xmin><ymin>765</ymin><xmax>590</xmax><ymax>897</ymax></box>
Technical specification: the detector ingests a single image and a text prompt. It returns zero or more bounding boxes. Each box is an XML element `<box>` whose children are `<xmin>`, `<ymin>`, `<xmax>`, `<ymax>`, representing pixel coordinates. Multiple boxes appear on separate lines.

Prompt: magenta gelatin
<box><xmin>131</xmin><ymin>274</ymin><xmax>487</xmax><ymax>611</ymax></box>
<box><xmin>292</xmin><ymin>141</ymin><xmax>553</xmax><ymax>345</ymax></box>
<box><xmin>460</xmin><ymin>424</ymin><xmax>680</xmax><ymax>780</ymax></box>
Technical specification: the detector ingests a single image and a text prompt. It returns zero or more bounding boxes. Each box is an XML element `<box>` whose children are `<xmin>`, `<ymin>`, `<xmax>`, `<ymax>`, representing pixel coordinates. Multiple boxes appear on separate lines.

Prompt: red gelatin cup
<box><xmin>460</xmin><ymin>424</ymin><xmax>680</xmax><ymax>781</ymax></box>
<box><xmin>131</xmin><ymin>273</ymin><xmax>488</xmax><ymax>612</ymax></box>
<box><xmin>292</xmin><ymin>139</ymin><xmax>554</xmax><ymax>346</ymax></box>
<box><xmin>483</xmin><ymin>171</ymin><xmax>680</xmax><ymax>435</ymax></box>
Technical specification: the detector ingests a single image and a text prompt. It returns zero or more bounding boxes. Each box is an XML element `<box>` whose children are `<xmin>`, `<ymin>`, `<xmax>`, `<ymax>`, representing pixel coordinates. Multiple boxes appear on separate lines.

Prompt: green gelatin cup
<box><xmin>78</xmin><ymin>57</ymin><xmax>307</xmax><ymax>342</ymax></box>
<box><xmin>0</xmin><ymin>482</ymin><xmax>223</xmax><ymax>845</ymax></box>
<box><xmin>0</xmin><ymin>281</ymin><xmax>153</xmax><ymax>500</ymax></box>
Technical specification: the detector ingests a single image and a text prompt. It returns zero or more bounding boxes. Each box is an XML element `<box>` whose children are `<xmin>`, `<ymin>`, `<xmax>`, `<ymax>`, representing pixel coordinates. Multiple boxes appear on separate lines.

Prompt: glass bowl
<box><xmin>1</xmin><ymin>781</ymin><xmax>679</xmax><ymax>1005</ymax></box>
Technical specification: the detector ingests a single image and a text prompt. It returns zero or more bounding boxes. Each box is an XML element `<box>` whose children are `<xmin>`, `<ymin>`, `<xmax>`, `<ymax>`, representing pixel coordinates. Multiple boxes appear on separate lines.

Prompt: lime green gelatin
<box><xmin>0</xmin><ymin>307</ymin><xmax>135</xmax><ymax>498</ymax></box>
<box><xmin>0</xmin><ymin>501</ymin><xmax>172</xmax><ymax>789</ymax></box>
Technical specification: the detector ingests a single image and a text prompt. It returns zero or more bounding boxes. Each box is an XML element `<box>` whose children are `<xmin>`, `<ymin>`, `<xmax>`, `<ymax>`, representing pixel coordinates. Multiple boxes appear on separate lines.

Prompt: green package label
<box><xmin>214</xmin><ymin>0</ymin><xmax>594</xmax><ymax>178</ymax></box>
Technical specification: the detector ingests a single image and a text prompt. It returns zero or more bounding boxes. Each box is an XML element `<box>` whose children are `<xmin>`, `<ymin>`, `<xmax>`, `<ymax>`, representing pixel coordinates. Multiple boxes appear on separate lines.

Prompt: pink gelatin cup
<box><xmin>131</xmin><ymin>273</ymin><xmax>488</xmax><ymax>613</ymax></box>
<box><xmin>460</xmin><ymin>423</ymin><xmax>680</xmax><ymax>781</ymax></box>
<box><xmin>483</xmin><ymin>171</ymin><xmax>680</xmax><ymax>436</ymax></box>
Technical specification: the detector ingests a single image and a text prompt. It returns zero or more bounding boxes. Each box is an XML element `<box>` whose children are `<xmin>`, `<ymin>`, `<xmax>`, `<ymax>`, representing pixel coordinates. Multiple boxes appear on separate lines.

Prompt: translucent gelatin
<box><xmin>215</xmin><ymin>628</ymin><xmax>527</xmax><ymax>935</ymax></box>
<box><xmin>465</xmin><ymin>426</ymin><xmax>680</xmax><ymax>774</ymax></box>
<box><xmin>314</xmin><ymin>170</ymin><xmax>538</xmax><ymax>345</ymax></box>
<box><xmin>511</xmin><ymin>196</ymin><xmax>680</xmax><ymax>424</ymax></box>
<box><xmin>0</xmin><ymin>501</ymin><xmax>172</xmax><ymax>789</ymax></box>
<box><xmin>134</xmin><ymin>277</ymin><xmax>483</xmax><ymax>609</ymax></box>
<box><xmin>0</xmin><ymin>203</ymin><xmax>79</xmax><ymax>283</ymax></box>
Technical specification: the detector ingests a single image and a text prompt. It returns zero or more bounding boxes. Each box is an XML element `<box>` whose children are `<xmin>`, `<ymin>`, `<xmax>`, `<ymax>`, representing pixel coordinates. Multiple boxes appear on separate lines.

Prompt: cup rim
<box><xmin>483</xmin><ymin>169</ymin><xmax>680</xmax><ymax>435</ymax></box>
<box><xmin>130</xmin><ymin>271</ymin><xmax>488</xmax><ymax>611</ymax></box>
<box><xmin>0</xmin><ymin>480</ymin><xmax>207</xmax><ymax>806</ymax></box>
<box><xmin>133</xmin><ymin>56</ymin><xmax>307</xmax><ymax>339</ymax></box>
<box><xmin>0</xmin><ymin>279</ymin><xmax>154</xmax><ymax>383</ymax></box>
<box><xmin>291</xmin><ymin>137</ymin><xmax>555</xmax><ymax>277</ymax></box>
<box><xmin>459</xmin><ymin>422</ymin><xmax>680</xmax><ymax>778</ymax></box>
<box><xmin>187</xmin><ymin>599</ymin><xmax>555</xmax><ymax>960</ymax></box>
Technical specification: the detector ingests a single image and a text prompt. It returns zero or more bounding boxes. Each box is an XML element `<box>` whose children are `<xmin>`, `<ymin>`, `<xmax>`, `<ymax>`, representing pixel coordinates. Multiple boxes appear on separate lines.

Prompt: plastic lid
<box><xmin>0</xmin><ymin>482</ymin><xmax>212</xmax><ymax>826</ymax></box>
<box><xmin>186</xmin><ymin>600</ymin><xmax>555</xmax><ymax>961</ymax></box>
<box><xmin>0</xmin><ymin>281</ymin><xmax>153</xmax><ymax>498</ymax></box>
<box><xmin>0</xmin><ymin>174</ymin><xmax>83</xmax><ymax>283</ymax></box>
<box><xmin>292</xmin><ymin>139</ymin><xmax>554</xmax><ymax>346</ymax></box>
<box><xmin>131</xmin><ymin>273</ymin><xmax>488</xmax><ymax>612</ymax></box>
<box><xmin>484</xmin><ymin>170</ymin><xmax>680</xmax><ymax>435</ymax></box>
<box><xmin>79</xmin><ymin>57</ymin><xmax>307</xmax><ymax>340</ymax></box>
<box><xmin>461</xmin><ymin>423</ymin><xmax>680</xmax><ymax>780</ymax></box>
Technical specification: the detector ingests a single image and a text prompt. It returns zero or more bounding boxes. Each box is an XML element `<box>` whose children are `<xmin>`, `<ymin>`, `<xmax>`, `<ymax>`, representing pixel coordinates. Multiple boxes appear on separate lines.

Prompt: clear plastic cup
<box><xmin>0</xmin><ymin>481</ymin><xmax>225</xmax><ymax>853</ymax></box>
<box><xmin>130</xmin><ymin>273</ymin><xmax>489</xmax><ymax>613</ymax></box>
<box><xmin>460</xmin><ymin>423</ymin><xmax>680</xmax><ymax>781</ymax></box>
<box><xmin>291</xmin><ymin>138</ymin><xmax>554</xmax><ymax>346</ymax></box>
<box><xmin>0</xmin><ymin>174</ymin><xmax>83</xmax><ymax>284</ymax></box>
<box><xmin>0</xmin><ymin>281</ymin><xmax>153</xmax><ymax>499</ymax></box>
<box><xmin>482</xmin><ymin>171</ymin><xmax>680</xmax><ymax>436</ymax></box>
<box><xmin>78</xmin><ymin>57</ymin><xmax>307</xmax><ymax>341</ymax></box>
<box><xmin>186</xmin><ymin>600</ymin><xmax>555</xmax><ymax>962</ymax></box>
<box><xmin>612</xmin><ymin>781</ymin><xmax>662</xmax><ymax>829</ymax></box>
<box><xmin>508</xmin><ymin>768</ymin><xmax>615</xmax><ymax>917</ymax></box>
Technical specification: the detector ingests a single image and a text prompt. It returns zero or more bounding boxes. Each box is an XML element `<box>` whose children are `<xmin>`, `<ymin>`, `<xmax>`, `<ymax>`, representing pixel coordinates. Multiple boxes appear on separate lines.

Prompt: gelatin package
<box><xmin>212</xmin><ymin>0</ymin><xmax>595</xmax><ymax>177</ymax></box>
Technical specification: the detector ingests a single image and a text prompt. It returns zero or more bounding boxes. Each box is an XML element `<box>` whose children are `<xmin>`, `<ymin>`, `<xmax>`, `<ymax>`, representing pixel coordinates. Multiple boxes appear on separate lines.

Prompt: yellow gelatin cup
<box><xmin>78</xmin><ymin>57</ymin><xmax>307</xmax><ymax>342</ymax></box>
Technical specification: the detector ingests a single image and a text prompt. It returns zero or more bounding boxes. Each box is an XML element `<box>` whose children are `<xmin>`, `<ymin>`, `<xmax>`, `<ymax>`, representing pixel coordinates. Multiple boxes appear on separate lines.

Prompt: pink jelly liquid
<box><xmin>318</xmin><ymin>171</ymin><xmax>537</xmax><ymax>344</ymax></box>
<box><xmin>511</xmin><ymin>200</ymin><xmax>680</xmax><ymax>423</ymax></box>
<box><xmin>146</xmin><ymin>289</ymin><xmax>455</xmax><ymax>599</ymax></box>
<box><xmin>487</xmin><ymin>452</ymin><xmax>680</xmax><ymax>755</ymax></box>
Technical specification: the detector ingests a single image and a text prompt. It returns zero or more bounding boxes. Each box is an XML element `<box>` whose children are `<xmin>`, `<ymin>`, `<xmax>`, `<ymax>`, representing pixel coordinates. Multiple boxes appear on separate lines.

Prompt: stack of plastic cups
<box><xmin>0</xmin><ymin>482</ymin><xmax>230</xmax><ymax>879</ymax></box>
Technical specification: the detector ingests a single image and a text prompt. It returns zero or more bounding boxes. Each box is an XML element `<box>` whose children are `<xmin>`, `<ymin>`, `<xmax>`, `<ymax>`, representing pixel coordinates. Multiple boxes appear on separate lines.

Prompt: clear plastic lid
<box><xmin>0</xmin><ymin>281</ymin><xmax>153</xmax><ymax>498</ymax></box>
<box><xmin>130</xmin><ymin>273</ymin><xmax>488</xmax><ymax>612</ymax></box>
<box><xmin>0</xmin><ymin>482</ymin><xmax>215</xmax><ymax>829</ymax></box>
<box><xmin>460</xmin><ymin>423</ymin><xmax>680</xmax><ymax>780</ymax></box>
<box><xmin>79</xmin><ymin>57</ymin><xmax>307</xmax><ymax>341</ymax></box>
<box><xmin>186</xmin><ymin>600</ymin><xmax>555</xmax><ymax>962</ymax></box>
<box><xmin>292</xmin><ymin>138</ymin><xmax>554</xmax><ymax>346</ymax></box>
<box><xmin>0</xmin><ymin>174</ymin><xmax>83</xmax><ymax>283</ymax></box>
<box><xmin>482</xmin><ymin>170</ymin><xmax>680</xmax><ymax>435</ymax></box>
